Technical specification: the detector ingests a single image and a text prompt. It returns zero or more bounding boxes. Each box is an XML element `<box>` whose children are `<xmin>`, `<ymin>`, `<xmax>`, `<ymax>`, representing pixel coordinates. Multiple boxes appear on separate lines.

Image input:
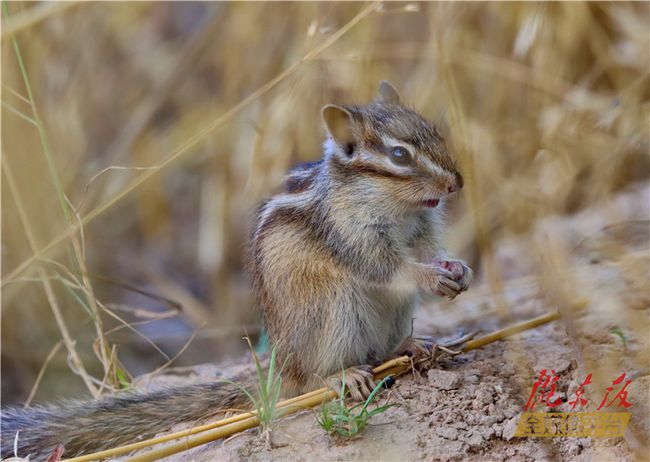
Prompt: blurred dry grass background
<box><xmin>1</xmin><ymin>2</ymin><xmax>648</xmax><ymax>405</ymax></box>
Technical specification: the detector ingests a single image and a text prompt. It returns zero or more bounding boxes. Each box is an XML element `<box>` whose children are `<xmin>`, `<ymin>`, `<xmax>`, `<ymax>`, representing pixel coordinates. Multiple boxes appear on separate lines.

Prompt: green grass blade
<box><xmin>360</xmin><ymin>376</ymin><xmax>390</xmax><ymax>414</ymax></box>
<box><xmin>366</xmin><ymin>403</ymin><xmax>395</xmax><ymax>417</ymax></box>
<box><xmin>266</xmin><ymin>346</ymin><xmax>276</xmax><ymax>396</ymax></box>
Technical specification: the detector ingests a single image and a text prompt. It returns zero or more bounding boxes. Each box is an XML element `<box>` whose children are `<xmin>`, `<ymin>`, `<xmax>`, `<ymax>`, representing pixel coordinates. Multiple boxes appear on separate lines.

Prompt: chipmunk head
<box><xmin>322</xmin><ymin>81</ymin><xmax>462</xmax><ymax>211</ymax></box>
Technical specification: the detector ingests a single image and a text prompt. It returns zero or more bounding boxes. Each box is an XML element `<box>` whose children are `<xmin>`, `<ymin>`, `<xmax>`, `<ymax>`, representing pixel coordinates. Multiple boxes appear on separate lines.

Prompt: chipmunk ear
<box><xmin>322</xmin><ymin>104</ymin><xmax>356</xmax><ymax>155</ymax></box>
<box><xmin>376</xmin><ymin>80</ymin><xmax>400</xmax><ymax>104</ymax></box>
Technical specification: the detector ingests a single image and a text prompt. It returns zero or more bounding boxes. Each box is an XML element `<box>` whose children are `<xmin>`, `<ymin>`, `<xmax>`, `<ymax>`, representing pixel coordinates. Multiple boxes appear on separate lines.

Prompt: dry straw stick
<box><xmin>63</xmin><ymin>310</ymin><xmax>560</xmax><ymax>462</ymax></box>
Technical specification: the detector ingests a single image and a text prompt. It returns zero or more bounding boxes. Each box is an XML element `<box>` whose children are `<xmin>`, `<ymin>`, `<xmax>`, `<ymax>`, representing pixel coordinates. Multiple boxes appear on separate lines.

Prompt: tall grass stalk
<box><xmin>4</xmin><ymin>0</ymin><xmax>116</xmax><ymax>392</ymax></box>
<box><xmin>227</xmin><ymin>338</ymin><xmax>286</xmax><ymax>447</ymax></box>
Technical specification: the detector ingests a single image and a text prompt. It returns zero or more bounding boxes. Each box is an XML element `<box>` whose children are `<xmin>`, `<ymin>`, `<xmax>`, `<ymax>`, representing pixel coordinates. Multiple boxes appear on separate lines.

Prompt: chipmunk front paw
<box><xmin>424</xmin><ymin>259</ymin><xmax>472</xmax><ymax>299</ymax></box>
<box><xmin>327</xmin><ymin>365</ymin><xmax>376</xmax><ymax>401</ymax></box>
<box><xmin>435</xmin><ymin>258</ymin><xmax>473</xmax><ymax>292</ymax></box>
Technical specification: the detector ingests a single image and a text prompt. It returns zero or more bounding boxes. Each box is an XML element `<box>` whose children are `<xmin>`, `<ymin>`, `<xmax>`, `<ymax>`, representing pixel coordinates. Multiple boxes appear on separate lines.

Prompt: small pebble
<box><xmin>428</xmin><ymin>369</ymin><xmax>461</xmax><ymax>390</ymax></box>
<box><xmin>502</xmin><ymin>416</ymin><xmax>520</xmax><ymax>441</ymax></box>
<box><xmin>435</xmin><ymin>426</ymin><xmax>459</xmax><ymax>440</ymax></box>
<box><xmin>465</xmin><ymin>429</ymin><xmax>485</xmax><ymax>448</ymax></box>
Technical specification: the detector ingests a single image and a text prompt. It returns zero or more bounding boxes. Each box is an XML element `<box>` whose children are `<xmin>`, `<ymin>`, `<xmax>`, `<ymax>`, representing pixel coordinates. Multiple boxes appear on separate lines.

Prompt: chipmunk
<box><xmin>1</xmin><ymin>81</ymin><xmax>471</xmax><ymax>460</ymax></box>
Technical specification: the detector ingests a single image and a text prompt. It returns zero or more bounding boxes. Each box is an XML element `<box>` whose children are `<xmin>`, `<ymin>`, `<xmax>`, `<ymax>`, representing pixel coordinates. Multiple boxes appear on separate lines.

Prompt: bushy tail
<box><xmin>1</xmin><ymin>380</ymin><xmax>251</xmax><ymax>461</ymax></box>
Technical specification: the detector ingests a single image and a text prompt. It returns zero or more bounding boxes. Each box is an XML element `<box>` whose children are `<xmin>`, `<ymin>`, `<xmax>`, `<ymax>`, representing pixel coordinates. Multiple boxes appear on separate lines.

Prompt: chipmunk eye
<box><xmin>389</xmin><ymin>146</ymin><xmax>413</xmax><ymax>166</ymax></box>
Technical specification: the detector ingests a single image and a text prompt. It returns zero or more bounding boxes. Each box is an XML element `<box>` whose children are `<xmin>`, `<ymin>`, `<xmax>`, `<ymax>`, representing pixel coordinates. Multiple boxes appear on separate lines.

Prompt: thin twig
<box><xmin>23</xmin><ymin>341</ymin><xmax>64</xmax><ymax>408</ymax></box>
<box><xmin>2</xmin><ymin>83</ymin><xmax>32</xmax><ymax>104</ymax></box>
<box><xmin>139</xmin><ymin>323</ymin><xmax>205</xmax><ymax>383</ymax></box>
<box><xmin>1</xmin><ymin>100</ymin><xmax>37</xmax><ymax>125</ymax></box>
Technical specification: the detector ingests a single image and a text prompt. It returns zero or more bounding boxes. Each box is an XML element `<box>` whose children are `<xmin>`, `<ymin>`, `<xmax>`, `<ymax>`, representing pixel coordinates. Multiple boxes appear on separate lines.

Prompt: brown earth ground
<box><xmin>130</xmin><ymin>183</ymin><xmax>649</xmax><ymax>462</ymax></box>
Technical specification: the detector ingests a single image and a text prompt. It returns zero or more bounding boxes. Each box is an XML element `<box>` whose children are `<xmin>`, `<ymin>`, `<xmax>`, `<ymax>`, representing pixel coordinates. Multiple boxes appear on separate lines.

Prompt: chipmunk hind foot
<box><xmin>326</xmin><ymin>365</ymin><xmax>377</xmax><ymax>401</ymax></box>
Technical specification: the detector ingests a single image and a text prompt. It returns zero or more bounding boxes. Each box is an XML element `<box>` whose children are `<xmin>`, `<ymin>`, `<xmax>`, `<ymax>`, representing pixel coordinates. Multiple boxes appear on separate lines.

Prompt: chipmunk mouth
<box><xmin>421</xmin><ymin>198</ymin><xmax>440</xmax><ymax>208</ymax></box>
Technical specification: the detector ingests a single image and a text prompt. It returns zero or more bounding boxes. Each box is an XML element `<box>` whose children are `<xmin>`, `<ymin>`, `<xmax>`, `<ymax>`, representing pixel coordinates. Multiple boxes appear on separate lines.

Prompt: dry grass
<box><xmin>1</xmin><ymin>1</ymin><xmax>648</xmax><ymax>405</ymax></box>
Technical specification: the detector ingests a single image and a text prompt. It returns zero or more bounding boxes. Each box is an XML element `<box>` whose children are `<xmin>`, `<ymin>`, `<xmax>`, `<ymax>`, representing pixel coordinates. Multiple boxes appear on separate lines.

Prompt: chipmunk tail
<box><xmin>1</xmin><ymin>380</ymin><xmax>252</xmax><ymax>460</ymax></box>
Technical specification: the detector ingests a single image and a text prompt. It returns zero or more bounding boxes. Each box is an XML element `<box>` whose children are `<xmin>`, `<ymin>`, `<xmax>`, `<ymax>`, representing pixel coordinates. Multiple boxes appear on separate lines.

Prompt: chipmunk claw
<box><xmin>327</xmin><ymin>365</ymin><xmax>376</xmax><ymax>401</ymax></box>
<box><xmin>431</xmin><ymin>259</ymin><xmax>473</xmax><ymax>299</ymax></box>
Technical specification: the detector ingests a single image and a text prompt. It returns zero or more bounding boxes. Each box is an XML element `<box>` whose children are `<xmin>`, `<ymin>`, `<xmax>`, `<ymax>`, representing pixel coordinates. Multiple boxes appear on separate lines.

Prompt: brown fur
<box><xmin>1</xmin><ymin>82</ymin><xmax>472</xmax><ymax>460</ymax></box>
<box><xmin>250</xmin><ymin>82</ymin><xmax>472</xmax><ymax>395</ymax></box>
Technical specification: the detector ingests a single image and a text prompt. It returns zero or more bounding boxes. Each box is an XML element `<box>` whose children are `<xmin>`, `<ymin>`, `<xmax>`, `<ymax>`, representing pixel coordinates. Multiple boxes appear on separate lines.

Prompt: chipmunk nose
<box><xmin>448</xmin><ymin>172</ymin><xmax>463</xmax><ymax>193</ymax></box>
